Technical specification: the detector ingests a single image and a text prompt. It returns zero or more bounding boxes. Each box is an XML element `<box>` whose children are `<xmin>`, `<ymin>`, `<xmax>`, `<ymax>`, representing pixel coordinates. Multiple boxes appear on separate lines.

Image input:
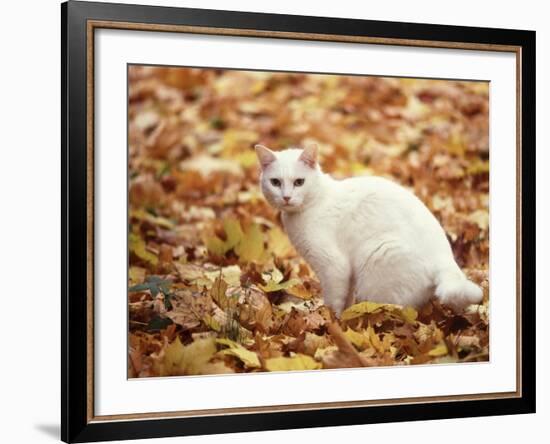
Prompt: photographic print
<box><xmin>63</xmin><ymin>3</ymin><xmax>534</xmax><ymax>440</ymax></box>
<box><xmin>127</xmin><ymin>65</ymin><xmax>490</xmax><ymax>378</ymax></box>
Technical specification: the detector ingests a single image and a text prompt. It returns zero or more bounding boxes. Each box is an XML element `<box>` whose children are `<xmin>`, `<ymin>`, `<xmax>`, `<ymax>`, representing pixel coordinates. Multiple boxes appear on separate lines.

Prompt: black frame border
<box><xmin>62</xmin><ymin>1</ymin><xmax>536</xmax><ymax>442</ymax></box>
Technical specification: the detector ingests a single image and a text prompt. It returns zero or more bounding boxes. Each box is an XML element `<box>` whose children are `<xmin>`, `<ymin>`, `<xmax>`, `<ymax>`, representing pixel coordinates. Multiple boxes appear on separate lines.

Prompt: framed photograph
<box><xmin>62</xmin><ymin>1</ymin><xmax>535</xmax><ymax>442</ymax></box>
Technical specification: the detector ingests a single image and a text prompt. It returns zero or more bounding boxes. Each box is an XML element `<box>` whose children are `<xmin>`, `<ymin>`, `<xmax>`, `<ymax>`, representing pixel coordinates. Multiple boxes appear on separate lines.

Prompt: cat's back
<box><xmin>332</xmin><ymin>175</ymin><xmax>419</xmax><ymax>213</ymax></box>
<box><xmin>333</xmin><ymin>174</ymin><xmax>446</xmax><ymax>240</ymax></box>
<box><xmin>336</xmin><ymin>174</ymin><xmax>407</xmax><ymax>197</ymax></box>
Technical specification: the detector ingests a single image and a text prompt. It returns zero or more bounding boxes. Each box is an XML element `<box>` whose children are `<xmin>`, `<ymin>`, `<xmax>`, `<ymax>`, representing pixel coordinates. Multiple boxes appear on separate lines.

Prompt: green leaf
<box><xmin>129</xmin><ymin>276</ymin><xmax>172</xmax><ymax>297</ymax></box>
<box><xmin>129</xmin><ymin>276</ymin><xmax>173</xmax><ymax>309</ymax></box>
<box><xmin>146</xmin><ymin>316</ymin><xmax>173</xmax><ymax>332</ymax></box>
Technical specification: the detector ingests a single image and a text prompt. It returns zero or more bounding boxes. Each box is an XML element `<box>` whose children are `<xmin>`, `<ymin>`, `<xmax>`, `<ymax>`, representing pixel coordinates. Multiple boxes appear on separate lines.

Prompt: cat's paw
<box><xmin>323</xmin><ymin>299</ymin><xmax>346</xmax><ymax>319</ymax></box>
<box><xmin>435</xmin><ymin>275</ymin><xmax>483</xmax><ymax>312</ymax></box>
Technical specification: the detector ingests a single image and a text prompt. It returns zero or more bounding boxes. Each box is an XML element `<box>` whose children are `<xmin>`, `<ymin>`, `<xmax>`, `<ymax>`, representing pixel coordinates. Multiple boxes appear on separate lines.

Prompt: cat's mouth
<box><xmin>280</xmin><ymin>202</ymin><xmax>299</xmax><ymax>211</ymax></box>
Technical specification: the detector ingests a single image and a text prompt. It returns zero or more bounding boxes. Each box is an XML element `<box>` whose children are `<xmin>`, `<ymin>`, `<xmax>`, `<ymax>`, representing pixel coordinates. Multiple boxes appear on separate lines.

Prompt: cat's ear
<box><xmin>255</xmin><ymin>144</ymin><xmax>277</xmax><ymax>170</ymax></box>
<box><xmin>299</xmin><ymin>143</ymin><xmax>318</xmax><ymax>168</ymax></box>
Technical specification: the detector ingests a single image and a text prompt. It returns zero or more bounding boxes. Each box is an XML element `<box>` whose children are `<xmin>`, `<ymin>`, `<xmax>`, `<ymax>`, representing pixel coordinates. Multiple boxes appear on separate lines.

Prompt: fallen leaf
<box><xmin>216</xmin><ymin>338</ymin><xmax>261</xmax><ymax>368</ymax></box>
<box><xmin>129</xmin><ymin>233</ymin><xmax>158</xmax><ymax>266</ymax></box>
<box><xmin>286</xmin><ymin>283</ymin><xmax>313</xmax><ymax>300</ymax></box>
<box><xmin>267</xmin><ymin>226</ymin><xmax>296</xmax><ymax>258</ymax></box>
<box><xmin>235</xmin><ymin>223</ymin><xmax>269</xmax><ymax>263</ymax></box>
<box><xmin>428</xmin><ymin>342</ymin><xmax>449</xmax><ymax>357</ymax></box>
<box><xmin>161</xmin><ymin>336</ymin><xmax>217</xmax><ymax>376</ymax></box>
<box><xmin>129</xmin><ymin>266</ymin><xmax>146</xmax><ymax>285</ymax></box>
<box><xmin>260</xmin><ymin>277</ymin><xmax>300</xmax><ymax>293</ymax></box>
<box><xmin>264</xmin><ymin>354</ymin><xmax>321</xmax><ymax>372</ymax></box>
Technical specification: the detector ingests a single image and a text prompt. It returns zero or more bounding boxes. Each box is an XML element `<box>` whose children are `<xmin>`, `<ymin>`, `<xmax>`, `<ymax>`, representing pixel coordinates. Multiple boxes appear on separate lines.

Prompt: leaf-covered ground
<box><xmin>128</xmin><ymin>66</ymin><xmax>489</xmax><ymax>377</ymax></box>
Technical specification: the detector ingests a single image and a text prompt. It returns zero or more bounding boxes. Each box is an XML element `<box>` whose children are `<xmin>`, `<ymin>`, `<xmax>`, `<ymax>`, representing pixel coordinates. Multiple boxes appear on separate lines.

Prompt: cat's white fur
<box><xmin>255</xmin><ymin>143</ymin><xmax>483</xmax><ymax>316</ymax></box>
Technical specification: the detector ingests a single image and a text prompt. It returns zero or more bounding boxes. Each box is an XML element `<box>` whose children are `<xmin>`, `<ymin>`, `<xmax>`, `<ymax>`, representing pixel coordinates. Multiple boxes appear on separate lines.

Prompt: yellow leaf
<box><xmin>216</xmin><ymin>338</ymin><xmax>261</xmax><ymax>368</ymax></box>
<box><xmin>341</xmin><ymin>301</ymin><xmax>418</xmax><ymax>324</ymax></box>
<box><xmin>286</xmin><ymin>283</ymin><xmax>313</xmax><ymax>300</ymax></box>
<box><xmin>210</xmin><ymin>276</ymin><xmax>236</xmax><ymax>311</ymax></box>
<box><xmin>204</xmin><ymin>265</ymin><xmax>242</xmax><ymax>287</ymax></box>
<box><xmin>223</xmin><ymin>219</ymin><xmax>244</xmax><ymax>250</ymax></box>
<box><xmin>448</xmin><ymin>131</ymin><xmax>466</xmax><ymax>157</ymax></box>
<box><xmin>250</xmin><ymin>79</ymin><xmax>267</xmax><ymax>95</ymax></box>
<box><xmin>235</xmin><ymin>151</ymin><xmax>259</xmax><ymax>169</ymax></box>
<box><xmin>221</xmin><ymin>129</ymin><xmax>259</xmax><ymax>156</ymax></box>
<box><xmin>203</xmin><ymin>314</ymin><xmax>221</xmax><ymax>332</ymax></box>
<box><xmin>267</xmin><ymin>227</ymin><xmax>296</xmax><ymax>258</ymax></box>
<box><xmin>234</xmin><ymin>223</ymin><xmax>269</xmax><ymax>263</ymax></box>
<box><xmin>206</xmin><ymin>221</ymin><xmax>270</xmax><ymax>263</ymax></box>
<box><xmin>428</xmin><ymin>342</ymin><xmax>449</xmax><ymax>357</ymax></box>
<box><xmin>129</xmin><ymin>233</ymin><xmax>158</xmax><ymax>266</ymax></box>
<box><xmin>401</xmin><ymin>306</ymin><xmax>418</xmax><ymax>324</ymax></box>
<box><xmin>350</xmin><ymin>162</ymin><xmax>374</xmax><ymax>175</ymax></box>
<box><xmin>341</xmin><ymin>301</ymin><xmax>388</xmax><ymax>320</ymax></box>
<box><xmin>265</xmin><ymin>354</ymin><xmax>321</xmax><ymax>372</ymax></box>
<box><xmin>343</xmin><ymin>328</ymin><xmax>367</xmax><ymax>349</ymax></box>
<box><xmin>366</xmin><ymin>325</ymin><xmax>384</xmax><ymax>353</ymax></box>
<box><xmin>467</xmin><ymin>160</ymin><xmax>490</xmax><ymax>176</ymax></box>
<box><xmin>260</xmin><ymin>277</ymin><xmax>301</xmax><ymax>293</ymax></box>
<box><xmin>129</xmin><ymin>266</ymin><xmax>146</xmax><ymax>285</ymax></box>
<box><xmin>162</xmin><ymin>337</ymin><xmax>216</xmax><ymax>376</ymax></box>
<box><xmin>204</xmin><ymin>219</ymin><xmax>244</xmax><ymax>257</ymax></box>
<box><xmin>216</xmin><ymin>337</ymin><xmax>240</xmax><ymax>347</ymax></box>
<box><xmin>205</xmin><ymin>235</ymin><xmax>228</xmax><ymax>257</ymax></box>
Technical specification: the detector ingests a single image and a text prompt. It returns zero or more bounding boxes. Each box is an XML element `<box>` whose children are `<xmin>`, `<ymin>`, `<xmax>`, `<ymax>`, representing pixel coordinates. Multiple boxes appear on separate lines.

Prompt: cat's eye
<box><xmin>294</xmin><ymin>178</ymin><xmax>305</xmax><ymax>187</ymax></box>
<box><xmin>270</xmin><ymin>178</ymin><xmax>281</xmax><ymax>187</ymax></box>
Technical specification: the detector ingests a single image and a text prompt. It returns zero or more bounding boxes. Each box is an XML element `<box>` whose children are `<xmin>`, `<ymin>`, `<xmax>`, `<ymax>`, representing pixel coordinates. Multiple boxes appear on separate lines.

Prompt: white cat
<box><xmin>255</xmin><ymin>143</ymin><xmax>483</xmax><ymax>316</ymax></box>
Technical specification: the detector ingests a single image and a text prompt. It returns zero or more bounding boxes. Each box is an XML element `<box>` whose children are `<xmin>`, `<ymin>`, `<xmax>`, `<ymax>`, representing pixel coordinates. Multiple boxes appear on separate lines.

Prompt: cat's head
<box><xmin>255</xmin><ymin>143</ymin><xmax>321</xmax><ymax>213</ymax></box>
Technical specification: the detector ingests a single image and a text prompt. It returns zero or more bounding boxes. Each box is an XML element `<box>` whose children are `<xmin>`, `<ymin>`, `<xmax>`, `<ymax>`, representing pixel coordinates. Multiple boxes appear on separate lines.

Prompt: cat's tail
<box><xmin>434</xmin><ymin>268</ymin><xmax>483</xmax><ymax>311</ymax></box>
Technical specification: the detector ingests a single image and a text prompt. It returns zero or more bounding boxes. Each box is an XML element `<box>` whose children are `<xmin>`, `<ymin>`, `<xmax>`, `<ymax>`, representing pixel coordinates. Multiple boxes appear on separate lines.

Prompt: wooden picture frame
<box><xmin>62</xmin><ymin>1</ymin><xmax>535</xmax><ymax>442</ymax></box>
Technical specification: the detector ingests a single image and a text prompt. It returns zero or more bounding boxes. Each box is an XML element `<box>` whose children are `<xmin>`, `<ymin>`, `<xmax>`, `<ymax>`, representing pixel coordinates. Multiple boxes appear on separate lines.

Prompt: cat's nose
<box><xmin>283</xmin><ymin>196</ymin><xmax>291</xmax><ymax>203</ymax></box>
